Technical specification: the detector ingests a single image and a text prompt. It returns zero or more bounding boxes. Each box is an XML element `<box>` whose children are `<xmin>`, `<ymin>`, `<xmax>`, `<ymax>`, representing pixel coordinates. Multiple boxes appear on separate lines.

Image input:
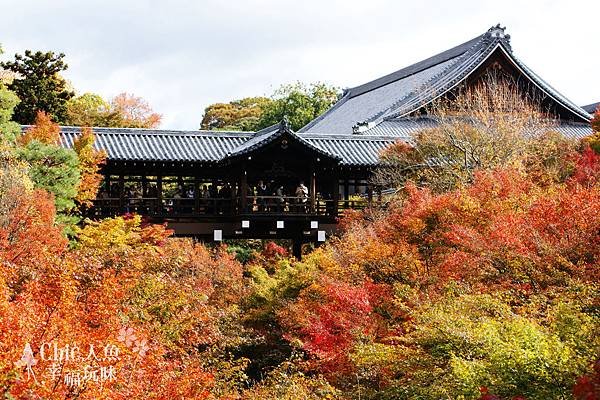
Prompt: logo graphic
<box><xmin>14</xmin><ymin>343</ymin><xmax>37</xmax><ymax>382</ymax></box>
<box><xmin>13</xmin><ymin>326</ymin><xmax>150</xmax><ymax>389</ymax></box>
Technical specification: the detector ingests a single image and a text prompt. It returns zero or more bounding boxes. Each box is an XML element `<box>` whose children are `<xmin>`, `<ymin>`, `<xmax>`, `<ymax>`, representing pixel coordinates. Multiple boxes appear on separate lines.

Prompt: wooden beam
<box><xmin>241</xmin><ymin>166</ymin><xmax>248</xmax><ymax>214</ymax></box>
<box><xmin>310</xmin><ymin>166</ymin><xmax>316</xmax><ymax>214</ymax></box>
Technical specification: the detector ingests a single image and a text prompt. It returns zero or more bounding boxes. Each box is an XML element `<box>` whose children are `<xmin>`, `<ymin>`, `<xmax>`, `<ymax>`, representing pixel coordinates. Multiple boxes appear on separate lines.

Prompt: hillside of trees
<box><xmin>0</xmin><ymin>44</ymin><xmax>599</xmax><ymax>399</ymax></box>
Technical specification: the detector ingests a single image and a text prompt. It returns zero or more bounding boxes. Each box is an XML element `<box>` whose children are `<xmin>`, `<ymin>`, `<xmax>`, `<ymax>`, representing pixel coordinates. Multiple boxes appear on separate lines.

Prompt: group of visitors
<box><xmin>95</xmin><ymin>179</ymin><xmax>312</xmax><ymax>215</ymax></box>
<box><xmin>252</xmin><ymin>180</ymin><xmax>309</xmax><ymax>212</ymax></box>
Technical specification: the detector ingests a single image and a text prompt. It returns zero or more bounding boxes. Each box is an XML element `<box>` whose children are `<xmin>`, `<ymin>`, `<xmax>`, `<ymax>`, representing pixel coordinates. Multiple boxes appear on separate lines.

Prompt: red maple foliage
<box><xmin>574</xmin><ymin>361</ymin><xmax>600</xmax><ymax>400</ymax></box>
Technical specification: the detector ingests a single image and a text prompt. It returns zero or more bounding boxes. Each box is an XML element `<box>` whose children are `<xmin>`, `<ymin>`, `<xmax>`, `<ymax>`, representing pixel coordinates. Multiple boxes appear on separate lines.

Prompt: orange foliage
<box><xmin>0</xmin><ymin>188</ymin><xmax>66</xmax><ymax>273</ymax></box>
<box><xmin>280</xmin><ymin>278</ymin><xmax>378</xmax><ymax>374</ymax></box>
<box><xmin>571</xmin><ymin>145</ymin><xmax>600</xmax><ymax>187</ymax></box>
<box><xmin>110</xmin><ymin>93</ymin><xmax>161</xmax><ymax>129</ymax></box>
<box><xmin>573</xmin><ymin>360</ymin><xmax>600</xmax><ymax>400</ymax></box>
<box><xmin>592</xmin><ymin>106</ymin><xmax>600</xmax><ymax>133</ymax></box>
<box><xmin>0</xmin><ymin>194</ymin><xmax>227</xmax><ymax>397</ymax></box>
<box><xmin>73</xmin><ymin>127</ymin><xmax>106</xmax><ymax>207</ymax></box>
<box><xmin>18</xmin><ymin>111</ymin><xmax>61</xmax><ymax>145</ymax></box>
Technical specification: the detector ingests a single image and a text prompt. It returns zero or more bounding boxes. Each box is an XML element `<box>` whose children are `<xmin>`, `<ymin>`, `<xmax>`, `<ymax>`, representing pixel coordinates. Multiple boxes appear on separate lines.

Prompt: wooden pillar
<box><xmin>343</xmin><ymin>178</ymin><xmax>349</xmax><ymax>210</ymax></box>
<box><xmin>105</xmin><ymin>175</ymin><xmax>111</xmax><ymax>194</ymax></box>
<box><xmin>230</xmin><ymin>174</ymin><xmax>236</xmax><ymax>216</ymax></box>
<box><xmin>343</xmin><ymin>179</ymin><xmax>349</xmax><ymax>200</ymax></box>
<box><xmin>157</xmin><ymin>175</ymin><xmax>163</xmax><ymax>215</ymax></box>
<box><xmin>241</xmin><ymin>166</ymin><xmax>247</xmax><ymax>214</ymax></box>
<box><xmin>367</xmin><ymin>184</ymin><xmax>373</xmax><ymax>207</ymax></box>
<box><xmin>310</xmin><ymin>167</ymin><xmax>316</xmax><ymax>214</ymax></box>
<box><xmin>105</xmin><ymin>174</ymin><xmax>111</xmax><ymax>214</ymax></box>
<box><xmin>141</xmin><ymin>175</ymin><xmax>148</xmax><ymax>196</ymax></box>
<box><xmin>292</xmin><ymin>240</ymin><xmax>303</xmax><ymax>260</ymax></box>
<box><xmin>212</xmin><ymin>178</ymin><xmax>218</xmax><ymax>215</ymax></box>
<box><xmin>194</xmin><ymin>176</ymin><xmax>200</xmax><ymax>214</ymax></box>
<box><xmin>119</xmin><ymin>174</ymin><xmax>125</xmax><ymax>211</ymax></box>
<box><xmin>332</xmin><ymin>171</ymin><xmax>340</xmax><ymax>218</ymax></box>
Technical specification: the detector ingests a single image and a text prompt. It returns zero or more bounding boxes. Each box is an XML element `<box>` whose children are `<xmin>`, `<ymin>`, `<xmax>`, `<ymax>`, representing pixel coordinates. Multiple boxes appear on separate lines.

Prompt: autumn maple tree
<box><xmin>65</xmin><ymin>92</ymin><xmax>162</xmax><ymax>129</ymax></box>
<box><xmin>73</xmin><ymin>127</ymin><xmax>106</xmax><ymax>208</ymax></box>
<box><xmin>109</xmin><ymin>93</ymin><xmax>161</xmax><ymax>129</ymax></box>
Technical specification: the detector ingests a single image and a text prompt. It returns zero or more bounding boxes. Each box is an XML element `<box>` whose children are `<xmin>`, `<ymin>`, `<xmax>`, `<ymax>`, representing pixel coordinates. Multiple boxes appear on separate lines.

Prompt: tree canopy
<box><xmin>200</xmin><ymin>82</ymin><xmax>339</xmax><ymax>132</ymax></box>
<box><xmin>375</xmin><ymin>76</ymin><xmax>574</xmax><ymax>192</ymax></box>
<box><xmin>257</xmin><ymin>82</ymin><xmax>339</xmax><ymax>131</ymax></box>
<box><xmin>66</xmin><ymin>92</ymin><xmax>162</xmax><ymax>128</ymax></box>
<box><xmin>200</xmin><ymin>96</ymin><xmax>271</xmax><ymax>131</ymax></box>
<box><xmin>0</xmin><ymin>50</ymin><xmax>74</xmax><ymax>124</ymax></box>
<box><xmin>0</xmin><ymin>45</ymin><xmax>21</xmax><ymax>141</ymax></box>
<box><xmin>16</xmin><ymin>112</ymin><xmax>80</xmax><ymax>213</ymax></box>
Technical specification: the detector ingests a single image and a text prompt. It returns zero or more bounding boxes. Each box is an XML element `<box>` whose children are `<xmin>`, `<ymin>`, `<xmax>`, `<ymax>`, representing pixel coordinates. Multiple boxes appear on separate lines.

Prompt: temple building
<box><xmin>56</xmin><ymin>24</ymin><xmax>595</xmax><ymax>256</ymax></box>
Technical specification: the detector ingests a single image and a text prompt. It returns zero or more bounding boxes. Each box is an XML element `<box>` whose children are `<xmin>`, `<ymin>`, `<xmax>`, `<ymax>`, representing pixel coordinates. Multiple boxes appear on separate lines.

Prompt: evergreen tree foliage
<box><xmin>0</xmin><ymin>50</ymin><xmax>74</xmax><ymax>124</ymax></box>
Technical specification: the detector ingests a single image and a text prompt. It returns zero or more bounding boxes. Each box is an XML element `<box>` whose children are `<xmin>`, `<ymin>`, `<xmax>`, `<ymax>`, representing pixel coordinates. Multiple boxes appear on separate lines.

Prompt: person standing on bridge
<box><xmin>256</xmin><ymin>180</ymin><xmax>268</xmax><ymax>212</ymax></box>
<box><xmin>295</xmin><ymin>181</ymin><xmax>309</xmax><ymax>212</ymax></box>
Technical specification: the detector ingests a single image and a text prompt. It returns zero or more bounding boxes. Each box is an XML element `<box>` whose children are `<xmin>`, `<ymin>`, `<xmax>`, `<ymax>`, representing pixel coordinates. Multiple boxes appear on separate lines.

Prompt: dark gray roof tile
<box><xmin>301</xmin><ymin>25</ymin><xmax>591</xmax><ymax>135</ymax></box>
<box><xmin>582</xmin><ymin>102</ymin><xmax>599</xmax><ymax>114</ymax></box>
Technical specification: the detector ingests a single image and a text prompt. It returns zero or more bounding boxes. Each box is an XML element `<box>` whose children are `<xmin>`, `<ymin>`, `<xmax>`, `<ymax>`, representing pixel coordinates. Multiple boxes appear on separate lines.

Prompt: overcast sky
<box><xmin>1</xmin><ymin>0</ymin><xmax>598</xmax><ymax>130</ymax></box>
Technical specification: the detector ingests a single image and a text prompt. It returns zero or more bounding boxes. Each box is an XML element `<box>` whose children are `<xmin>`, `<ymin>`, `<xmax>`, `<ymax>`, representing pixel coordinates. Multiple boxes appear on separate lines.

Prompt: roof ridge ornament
<box><xmin>484</xmin><ymin>24</ymin><xmax>512</xmax><ymax>51</ymax></box>
<box><xmin>279</xmin><ymin>116</ymin><xmax>292</xmax><ymax>132</ymax></box>
<box><xmin>352</xmin><ymin>121</ymin><xmax>376</xmax><ymax>134</ymax></box>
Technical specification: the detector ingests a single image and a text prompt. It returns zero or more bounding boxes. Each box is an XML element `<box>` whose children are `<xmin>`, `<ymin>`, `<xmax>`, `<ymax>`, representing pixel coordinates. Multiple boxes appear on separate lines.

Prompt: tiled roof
<box><xmin>548</xmin><ymin>122</ymin><xmax>594</xmax><ymax>139</ymax></box>
<box><xmin>224</xmin><ymin>119</ymin><xmax>341</xmax><ymax>162</ymax></box>
<box><xmin>360</xmin><ymin>118</ymin><xmax>593</xmax><ymax>140</ymax></box>
<box><xmin>44</xmin><ymin>25</ymin><xmax>593</xmax><ymax>170</ymax></box>
<box><xmin>58</xmin><ymin>126</ymin><xmax>252</xmax><ymax>163</ymax></box>
<box><xmin>51</xmin><ymin>116</ymin><xmax>591</xmax><ymax>169</ymax></box>
<box><xmin>53</xmin><ymin>125</ymin><xmax>395</xmax><ymax>167</ymax></box>
<box><xmin>301</xmin><ymin>25</ymin><xmax>591</xmax><ymax>135</ymax></box>
<box><xmin>582</xmin><ymin>102</ymin><xmax>599</xmax><ymax>114</ymax></box>
<box><xmin>304</xmin><ymin>134</ymin><xmax>396</xmax><ymax>166</ymax></box>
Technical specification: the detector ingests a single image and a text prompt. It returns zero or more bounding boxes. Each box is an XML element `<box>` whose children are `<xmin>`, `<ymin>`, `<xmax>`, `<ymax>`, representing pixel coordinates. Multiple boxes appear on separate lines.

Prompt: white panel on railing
<box><xmin>317</xmin><ymin>230</ymin><xmax>326</xmax><ymax>242</ymax></box>
<box><xmin>213</xmin><ymin>230</ymin><xmax>222</xmax><ymax>241</ymax></box>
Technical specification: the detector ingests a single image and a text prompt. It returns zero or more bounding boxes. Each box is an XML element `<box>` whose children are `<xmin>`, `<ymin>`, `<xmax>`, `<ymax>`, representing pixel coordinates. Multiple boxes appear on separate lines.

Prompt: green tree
<box><xmin>200</xmin><ymin>83</ymin><xmax>339</xmax><ymax>132</ymax></box>
<box><xmin>257</xmin><ymin>82</ymin><xmax>339</xmax><ymax>131</ymax></box>
<box><xmin>0</xmin><ymin>84</ymin><xmax>20</xmax><ymax>142</ymax></box>
<box><xmin>200</xmin><ymin>96</ymin><xmax>271</xmax><ymax>131</ymax></box>
<box><xmin>1</xmin><ymin>50</ymin><xmax>74</xmax><ymax>124</ymax></box>
<box><xmin>0</xmin><ymin>45</ymin><xmax>20</xmax><ymax>142</ymax></box>
<box><xmin>16</xmin><ymin>112</ymin><xmax>80</xmax><ymax>213</ymax></box>
<box><xmin>66</xmin><ymin>93</ymin><xmax>113</xmax><ymax>127</ymax></box>
<box><xmin>18</xmin><ymin>141</ymin><xmax>80</xmax><ymax>212</ymax></box>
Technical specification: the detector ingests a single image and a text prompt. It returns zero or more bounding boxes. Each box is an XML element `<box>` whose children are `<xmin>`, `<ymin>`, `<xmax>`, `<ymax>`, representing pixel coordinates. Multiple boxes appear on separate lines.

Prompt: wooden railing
<box><xmin>88</xmin><ymin>196</ymin><xmax>373</xmax><ymax>219</ymax></box>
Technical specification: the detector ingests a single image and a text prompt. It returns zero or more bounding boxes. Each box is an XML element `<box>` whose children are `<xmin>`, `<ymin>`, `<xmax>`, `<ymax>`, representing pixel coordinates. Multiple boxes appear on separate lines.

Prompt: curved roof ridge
<box><xmin>383</xmin><ymin>40</ymin><xmax>499</xmax><ymax>120</ymax></box>
<box><xmin>356</xmin><ymin>33</ymin><xmax>494</xmax><ymax>127</ymax></box>
<box><xmin>299</xmin><ymin>132</ymin><xmax>401</xmax><ymax>141</ymax></box>
<box><xmin>224</xmin><ymin>119</ymin><xmax>341</xmax><ymax>161</ymax></box>
<box><xmin>54</xmin><ymin>125</ymin><xmax>255</xmax><ymax>138</ymax></box>
<box><xmin>506</xmin><ymin>50</ymin><xmax>591</xmax><ymax>121</ymax></box>
<box><xmin>347</xmin><ymin>33</ymin><xmax>485</xmax><ymax>98</ymax></box>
